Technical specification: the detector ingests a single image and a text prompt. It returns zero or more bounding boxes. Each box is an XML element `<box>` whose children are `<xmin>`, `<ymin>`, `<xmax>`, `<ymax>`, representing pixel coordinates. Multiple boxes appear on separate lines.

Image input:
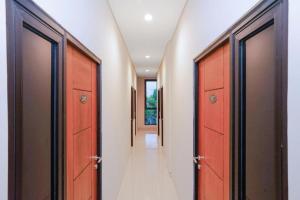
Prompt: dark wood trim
<box><xmin>157</xmin><ymin>88</ymin><xmax>161</xmax><ymax>136</ymax></box>
<box><xmin>280</xmin><ymin>0</ymin><xmax>289</xmax><ymax>198</ymax></box>
<box><xmin>193</xmin><ymin>61</ymin><xmax>199</xmax><ymax>200</ymax></box>
<box><xmin>229</xmin><ymin>35</ymin><xmax>235</xmax><ymax>200</ymax></box>
<box><xmin>134</xmin><ymin>89</ymin><xmax>137</xmax><ymax>136</ymax></box>
<box><xmin>6</xmin><ymin>0</ymin><xmax>16</xmax><ymax>198</ymax></box>
<box><xmin>160</xmin><ymin>87</ymin><xmax>164</xmax><ymax>146</ymax></box>
<box><xmin>131</xmin><ymin>86</ymin><xmax>134</xmax><ymax>147</ymax></box>
<box><xmin>97</xmin><ymin>54</ymin><xmax>103</xmax><ymax>200</ymax></box>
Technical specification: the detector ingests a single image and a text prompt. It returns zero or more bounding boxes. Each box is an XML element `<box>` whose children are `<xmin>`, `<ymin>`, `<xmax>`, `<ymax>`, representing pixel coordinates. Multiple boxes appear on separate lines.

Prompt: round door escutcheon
<box><xmin>209</xmin><ymin>95</ymin><xmax>217</xmax><ymax>104</ymax></box>
<box><xmin>80</xmin><ymin>95</ymin><xmax>88</xmax><ymax>104</ymax></box>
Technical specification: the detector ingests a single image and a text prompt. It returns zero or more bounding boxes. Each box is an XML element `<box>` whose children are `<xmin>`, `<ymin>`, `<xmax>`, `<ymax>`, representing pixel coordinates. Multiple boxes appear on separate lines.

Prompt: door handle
<box><xmin>193</xmin><ymin>155</ymin><xmax>205</xmax><ymax>163</ymax></box>
<box><xmin>194</xmin><ymin>156</ymin><xmax>205</xmax><ymax>170</ymax></box>
<box><xmin>193</xmin><ymin>157</ymin><xmax>198</xmax><ymax>164</ymax></box>
<box><xmin>90</xmin><ymin>156</ymin><xmax>102</xmax><ymax>163</ymax></box>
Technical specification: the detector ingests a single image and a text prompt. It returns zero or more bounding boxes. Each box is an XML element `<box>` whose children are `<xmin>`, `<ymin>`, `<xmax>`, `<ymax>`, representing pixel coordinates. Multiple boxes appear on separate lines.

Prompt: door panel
<box><xmin>67</xmin><ymin>44</ymin><xmax>99</xmax><ymax>200</ymax></box>
<box><xmin>197</xmin><ymin>42</ymin><xmax>230</xmax><ymax>200</ymax></box>
<box><xmin>205</xmin><ymin>128</ymin><xmax>224</xmax><ymax>179</ymax></box>
<box><xmin>74</xmin><ymin>128</ymin><xmax>92</xmax><ymax>178</ymax></box>
<box><xmin>74</xmin><ymin>165</ymin><xmax>92</xmax><ymax>200</ymax></box>
<box><xmin>204</xmin><ymin>89</ymin><xmax>224</xmax><ymax>133</ymax></box>
<box><xmin>204</xmin><ymin>165</ymin><xmax>223</xmax><ymax>200</ymax></box>
<box><xmin>204</xmin><ymin>48</ymin><xmax>224</xmax><ymax>91</ymax></box>
<box><xmin>72</xmin><ymin>50</ymin><xmax>92</xmax><ymax>91</ymax></box>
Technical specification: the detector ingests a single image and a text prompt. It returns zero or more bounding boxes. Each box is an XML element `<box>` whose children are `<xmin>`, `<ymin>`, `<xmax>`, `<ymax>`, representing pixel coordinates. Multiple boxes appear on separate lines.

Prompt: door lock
<box><xmin>80</xmin><ymin>95</ymin><xmax>88</xmax><ymax>104</ymax></box>
<box><xmin>209</xmin><ymin>95</ymin><xmax>217</xmax><ymax>104</ymax></box>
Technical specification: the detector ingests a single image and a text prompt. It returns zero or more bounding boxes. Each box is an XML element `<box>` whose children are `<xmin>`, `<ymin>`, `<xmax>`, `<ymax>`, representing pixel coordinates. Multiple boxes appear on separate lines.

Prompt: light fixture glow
<box><xmin>145</xmin><ymin>55</ymin><xmax>151</xmax><ymax>59</ymax></box>
<box><xmin>145</xmin><ymin>69</ymin><xmax>151</xmax><ymax>72</ymax></box>
<box><xmin>144</xmin><ymin>14</ymin><xmax>153</xmax><ymax>22</ymax></box>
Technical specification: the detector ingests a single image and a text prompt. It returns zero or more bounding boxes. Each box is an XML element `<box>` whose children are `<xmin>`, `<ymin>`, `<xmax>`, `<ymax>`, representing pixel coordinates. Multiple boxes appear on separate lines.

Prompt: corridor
<box><xmin>1</xmin><ymin>0</ymin><xmax>299</xmax><ymax>200</ymax></box>
<box><xmin>117</xmin><ymin>132</ymin><xmax>178</xmax><ymax>200</ymax></box>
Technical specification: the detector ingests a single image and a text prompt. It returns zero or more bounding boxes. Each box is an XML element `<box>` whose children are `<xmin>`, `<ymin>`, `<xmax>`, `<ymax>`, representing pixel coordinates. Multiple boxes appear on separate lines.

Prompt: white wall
<box><xmin>158</xmin><ymin>0</ymin><xmax>261</xmax><ymax>199</ymax></box>
<box><xmin>0</xmin><ymin>0</ymin><xmax>137</xmax><ymax>199</ymax></box>
<box><xmin>288</xmin><ymin>0</ymin><xmax>300</xmax><ymax>199</ymax></box>
<box><xmin>0</xmin><ymin>0</ymin><xmax>8</xmax><ymax>199</ymax></box>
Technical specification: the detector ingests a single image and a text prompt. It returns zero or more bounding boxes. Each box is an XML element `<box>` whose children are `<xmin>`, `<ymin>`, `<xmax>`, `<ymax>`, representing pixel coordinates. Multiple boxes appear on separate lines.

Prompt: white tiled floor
<box><xmin>117</xmin><ymin>132</ymin><xmax>179</xmax><ymax>200</ymax></box>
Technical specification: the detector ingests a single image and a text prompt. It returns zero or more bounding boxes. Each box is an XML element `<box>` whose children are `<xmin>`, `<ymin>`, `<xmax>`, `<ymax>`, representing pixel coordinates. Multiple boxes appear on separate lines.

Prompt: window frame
<box><xmin>144</xmin><ymin>79</ymin><xmax>157</xmax><ymax>125</ymax></box>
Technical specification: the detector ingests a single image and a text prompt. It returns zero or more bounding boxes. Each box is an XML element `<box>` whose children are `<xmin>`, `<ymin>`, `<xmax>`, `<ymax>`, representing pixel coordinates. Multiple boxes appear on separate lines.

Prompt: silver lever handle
<box><xmin>193</xmin><ymin>157</ymin><xmax>198</xmax><ymax>164</ymax></box>
<box><xmin>193</xmin><ymin>155</ymin><xmax>205</xmax><ymax>163</ymax></box>
<box><xmin>90</xmin><ymin>156</ymin><xmax>102</xmax><ymax>163</ymax></box>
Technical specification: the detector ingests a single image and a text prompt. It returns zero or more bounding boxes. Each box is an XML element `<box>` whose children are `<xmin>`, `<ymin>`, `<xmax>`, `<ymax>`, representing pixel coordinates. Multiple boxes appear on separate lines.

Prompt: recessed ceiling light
<box><xmin>144</xmin><ymin>14</ymin><xmax>153</xmax><ymax>22</ymax></box>
<box><xmin>145</xmin><ymin>55</ymin><xmax>151</xmax><ymax>59</ymax></box>
<box><xmin>145</xmin><ymin>69</ymin><xmax>151</xmax><ymax>72</ymax></box>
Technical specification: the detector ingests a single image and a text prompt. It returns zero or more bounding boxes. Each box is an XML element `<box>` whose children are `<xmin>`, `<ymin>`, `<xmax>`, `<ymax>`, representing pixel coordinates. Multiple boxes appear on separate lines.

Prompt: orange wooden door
<box><xmin>66</xmin><ymin>44</ymin><xmax>99</xmax><ymax>200</ymax></box>
<box><xmin>197</xmin><ymin>42</ymin><xmax>230</xmax><ymax>200</ymax></box>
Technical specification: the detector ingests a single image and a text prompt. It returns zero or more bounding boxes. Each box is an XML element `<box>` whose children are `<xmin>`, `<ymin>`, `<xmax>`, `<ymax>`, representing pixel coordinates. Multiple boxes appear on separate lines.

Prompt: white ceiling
<box><xmin>108</xmin><ymin>0</ymin><xmax>187</xmax><ymax>77</ymax></box>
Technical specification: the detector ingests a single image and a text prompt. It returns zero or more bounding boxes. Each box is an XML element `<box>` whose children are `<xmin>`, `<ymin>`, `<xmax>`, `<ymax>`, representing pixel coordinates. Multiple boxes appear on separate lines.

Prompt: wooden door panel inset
<box><xmin>204</xmin><ymin>89</ymin><xmax>224</xmax><ymax>133</ymax></box>
<box><xmin>74</xmin><ymin>128</ymin><xmax>92</xmax><ymax>178</ymax></box>
<box><xmin>73</xmin><ymin>90</ymin><xmax>92</xmax><ymax>133</ymax></box>
<box><xmin>74</xmin><ymin>165</ymin><xmax>92</xmax><ymax>200</ymax></box>
<box><xmin>204</xmin><ymin>48</ymin><xmax>224</xmax><ymax>91</ymax></box>
<box><xmin>204</xmin><ymin>128</ymin><xmax>224</xmax><ymax>179</ymax></box>
<box><xmin>72</xmin><ymin>50</ymin><xmax>92</xmax><ymax>91</ymax></box>
<box><xmin>204</xmin><ymin>165</ymin><xmax>223</xmax><ymax>200</ymax></box>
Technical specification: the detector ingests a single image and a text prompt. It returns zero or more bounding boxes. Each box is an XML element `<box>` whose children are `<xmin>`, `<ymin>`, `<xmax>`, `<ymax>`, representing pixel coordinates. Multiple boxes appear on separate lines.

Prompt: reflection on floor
<box><xmin>117</xmin><ymin>132</ymin><xmax>179</xmax><ymax>200</ymax></box>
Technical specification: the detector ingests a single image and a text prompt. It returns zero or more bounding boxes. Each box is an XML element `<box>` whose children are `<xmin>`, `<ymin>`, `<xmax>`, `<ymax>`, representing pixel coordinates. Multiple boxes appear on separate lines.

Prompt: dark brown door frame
<box><xmin>134</xmin><ymin>89</ymin><xmax>137</xmax><ymax>136</ymax></box>
<box><xmin>158</xmin><ymin>88</ymin><xmax>161</xmax><ymax>136</ymax></box>
<box><xmin>193</xmin><ymin>0</ymin><xmax>288</xmax><ymax>200</ymax></box>
<box><xmin>131</xmin><ymin>87</ymin><xmax>134</xmax><ymax>146</ymax></box>
<box><xmin>6</xmin><ymin>1</ymin><xmax>64</xmax><ymax>199</ymax></box>
<box><xmin>232</xmin><ymin>1</ymin><xmax>288</xmax><ymax>199</ymax></box>
<box><xmin>6</xmin><ymin>0</ymin><xmax>103</xmax><ymax>199</ymax></box>
<box><xmin>160</xmin><ymin>87</ymin><xmax>164</xmax><ymax>146</ymax></box>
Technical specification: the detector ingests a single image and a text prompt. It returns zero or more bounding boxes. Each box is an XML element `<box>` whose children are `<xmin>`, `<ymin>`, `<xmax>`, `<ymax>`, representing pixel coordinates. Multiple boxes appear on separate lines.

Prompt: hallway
<box><xmin>117</xmin><ymin>132</ymin><xmax>178</xmax><ymax>200</ymax></box>
<box><xmin>1</xmin><ymin>0</ymin><xmax>298</xmax><ymax>200</ymax></box>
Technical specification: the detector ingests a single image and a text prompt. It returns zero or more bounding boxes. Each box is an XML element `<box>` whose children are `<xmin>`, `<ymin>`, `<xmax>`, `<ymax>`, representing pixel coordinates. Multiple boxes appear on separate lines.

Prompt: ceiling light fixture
<box><xmin>144</xmin><ymin>14</ymin><xmax>153</xmax><ymax>22</ymax></box>
<box><xmin>145</xmin><ymin>69</ymin><xmax>151</xmax><ymax>72</ymax></box>
<box><xmin>145</xmin><ymin>55</ymin><xmax>151</xmax><ymax>59</ymax></box>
